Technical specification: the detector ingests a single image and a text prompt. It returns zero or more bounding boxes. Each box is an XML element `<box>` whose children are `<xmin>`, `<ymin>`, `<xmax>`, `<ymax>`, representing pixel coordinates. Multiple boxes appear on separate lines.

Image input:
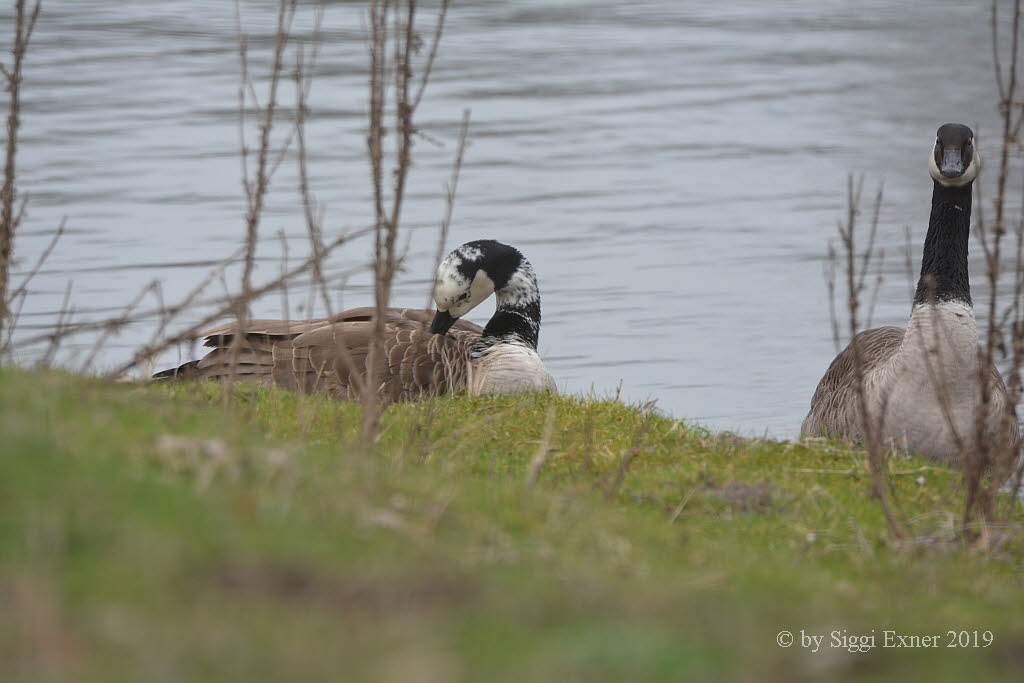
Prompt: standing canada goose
<box><xmin>154</xmin><ymin>240</ymin><xmax>555</xmax><ymax>399</ymax></box>
<box><xmin>801</xmin><ymin>123</ymin><xmax>1019</xmax><ymax>463</ymax></box>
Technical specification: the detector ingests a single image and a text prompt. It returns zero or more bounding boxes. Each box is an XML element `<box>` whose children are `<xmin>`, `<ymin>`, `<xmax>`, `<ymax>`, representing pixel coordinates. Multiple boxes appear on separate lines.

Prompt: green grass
<box><xmin>2</xmin><ymin>368</ymin><xmax>1023</xmax><ymax>682</ymax></box>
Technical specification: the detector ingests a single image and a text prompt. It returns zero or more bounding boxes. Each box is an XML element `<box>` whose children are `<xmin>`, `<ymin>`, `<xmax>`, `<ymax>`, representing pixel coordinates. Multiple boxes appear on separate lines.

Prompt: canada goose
<box><xmin>801</xmin><ymin>123</ymin><xmax>1019</xmax><ymax>463</ymax></box>
<box><xmin>154</xmin><ymin>240</ymin><xmax>555</xmax><ymax>399</ymax></box>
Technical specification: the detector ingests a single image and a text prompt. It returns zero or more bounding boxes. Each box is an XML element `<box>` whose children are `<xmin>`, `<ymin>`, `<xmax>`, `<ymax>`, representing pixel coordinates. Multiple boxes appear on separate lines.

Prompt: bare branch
<box><xmin>0</xmin><ymin>0</ymin><xmax>43</xmax><ymax>343</ymax></box>
<box><xmin>425</xmin><ymin>108</ymin><xmax>470</xmax><ymax>309</ymax></box>
<box><xmin>6</xmin><ymin>216</ymin><xmax>65</xmax><ymax>304</ymax></box>
<box><xmin>410</xmin><ymin>0</ymin><xmax>450</xmax><ymax>111</ymax></box>
<box><xmin>240</xmin><ymin>0</ymin><xmax>299</xmax><ymax>300</ymax></box>
<box><xmin>39</xmin><ymin>279</ymin><xmax>72</xmax><ymax>368</ymax></box>
<box><xmin>837</xmin><ymin>176</ymin><xmax>905</xmax><ymax>539</ymax></box>
<box><xmin>361</xmin><ymin>0</ymin><xmax>450</xmax><ymax>446</ymax></box>
<box><xmin>79</xmin><ymin>279</ymin><xmax>160</xmax><ymax>372</ymax></box>
<box><xmin>525</xmin><ymin>404</ymin><xmax>557</xmax><ymax>488</ymax></box>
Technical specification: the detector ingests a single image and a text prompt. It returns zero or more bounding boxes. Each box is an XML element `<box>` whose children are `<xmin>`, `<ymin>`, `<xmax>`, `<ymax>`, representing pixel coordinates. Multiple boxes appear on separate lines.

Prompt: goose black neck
<box><xmin>479</xmin><ymin>296</ymin><xmax>541</xmax><ymax>351</ymax></box>
<box><xmin>913</xmin><ymin>181</ymin><xmax>972</xmax><ymax>307</ymax></box>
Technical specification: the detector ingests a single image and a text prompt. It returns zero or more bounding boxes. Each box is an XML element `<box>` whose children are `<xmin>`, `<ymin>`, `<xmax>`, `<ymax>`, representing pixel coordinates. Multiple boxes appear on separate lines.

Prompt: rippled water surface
<box><xmin>10</xmin><ymin>0</ymin><xmax>1019</xmax><ymax>435</ymax></box>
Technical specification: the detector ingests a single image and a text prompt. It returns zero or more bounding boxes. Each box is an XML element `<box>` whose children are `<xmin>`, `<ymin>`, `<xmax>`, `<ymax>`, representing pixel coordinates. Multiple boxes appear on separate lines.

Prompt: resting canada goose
<box><xmin>801</xmin><ymin>123</ymin><xmax>1019</xmax><ymax>463</ymax></box>
<box><xmin>154</xmin><ymin>240</ymin><xmax>555</xmax><ymax>399</ymax></box>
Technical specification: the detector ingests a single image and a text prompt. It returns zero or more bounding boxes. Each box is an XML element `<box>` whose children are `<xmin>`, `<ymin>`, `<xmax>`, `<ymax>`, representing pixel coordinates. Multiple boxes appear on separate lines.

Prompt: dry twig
<box><xmin>832</xmin><ymin>178</ymin><xmax>905</xmax><ymax>539</ymax></box>
<box><xmin>361</xmin><ymin>0</ymin><xmax>451</xmax><ymax>446</ymax></box>
<box><xmin>0</xmin><ymin>0</ymin><xmax>42</xmax><ymax>344</ymax></box>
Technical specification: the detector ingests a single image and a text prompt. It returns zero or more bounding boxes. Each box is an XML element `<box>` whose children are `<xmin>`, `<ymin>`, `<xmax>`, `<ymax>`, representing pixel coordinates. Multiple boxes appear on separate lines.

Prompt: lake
<box><xmin>10</xmin><ymin>0</ymin><xmax>1020</xmax><ymax>436</ymax></box>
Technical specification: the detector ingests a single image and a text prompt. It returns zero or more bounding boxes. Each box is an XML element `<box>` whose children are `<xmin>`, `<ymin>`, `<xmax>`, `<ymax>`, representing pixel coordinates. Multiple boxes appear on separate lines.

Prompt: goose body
<box><xmin>154</xmin><ymin>240</ymin><xmax>555</xmax><ymax>400</ymax></box>
<box><xmin>801</xmin><ymin>124</ymin><xmax>1019</xmax><ymax>463</ymax></box>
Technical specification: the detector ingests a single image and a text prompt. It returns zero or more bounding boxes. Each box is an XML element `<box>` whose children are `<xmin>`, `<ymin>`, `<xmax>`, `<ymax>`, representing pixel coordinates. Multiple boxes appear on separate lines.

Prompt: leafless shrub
<box><xmin>220</xmin><ymin>0</ymin><xmax>301</xmax><ymax>400</ymax></box>
<box><xmin>0</xmin><ymin>0</ymin><xmax>41</xmax><ymax>349</ymax></box>
<box><xmin>291</xmin><ymin>7</ymin><xmax>330</xmax><ymax>319</ymax></box>
<box><xmin>827</xmin><ymin>179</ymin><xmax>905</xmax><ymax>540</ymax></box>
<box><xmin>360</xmin><ymin>0</ymin><xmax>451</xmax><ymax>447</ymax></box>
<box><xmin>1</xmin><ymin>216</ymin><xmax>63</xmax><ymax>359</ymax></box>
<box><xmin>0</xmin><ymin>0</ymin><xmax>331</xmax><ymax>372</ymax></box>
<box><xmin>2</xmin><ymin>0</ymin><xmax>467</xmax><ymax>420</ymax></box>
<box><xmin>425</xmin><ymin>109</ymin><xmax>470</xmax><ymax>310</ymax></box>
<box><xmin>961</xmin><ymin>0</ymin><xmax>1024</xmax><ymax>543</ymax></box>
<box><xmin>393</xmin><ymin>108</ymin><xmax>470</xmax><ymax>462</ymax></box>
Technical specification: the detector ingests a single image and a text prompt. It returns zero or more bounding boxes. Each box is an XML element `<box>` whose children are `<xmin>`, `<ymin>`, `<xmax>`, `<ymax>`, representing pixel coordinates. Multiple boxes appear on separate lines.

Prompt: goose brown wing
<box><xmin>801</xmin><ymin>326</ymin><xmax>905</xmax><ymax>439</ymax></box>
<box><xmin>153</xmin><ymin>317</ymin><xmax>335</xmax><ymax>382</ymax></box>
<box><xmin>278</xmin><ymin>319</ymin><xmax>478</xmax><ymax>400</ymax></box>
<box><xmin>193</xmin><ymin>307</ymin><xmax>481</xmax><ymax>349</ymax></box>
<box><xmin>154</xmin><ymin>307</ymin><xmax>481</xmax><ymax>400</ymax></box>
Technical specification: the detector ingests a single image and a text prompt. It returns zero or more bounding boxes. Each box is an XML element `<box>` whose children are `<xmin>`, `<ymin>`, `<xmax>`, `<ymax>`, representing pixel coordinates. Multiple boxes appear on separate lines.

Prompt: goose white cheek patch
<box><xmin>451</xmin><ymin>270</ymin><xmax>494</xmax><ymax>317</ymax></box>
<box><xmin>432</xmin><ymin>267</ymin><xmax>494</xmax><ymax>317</ymax></box>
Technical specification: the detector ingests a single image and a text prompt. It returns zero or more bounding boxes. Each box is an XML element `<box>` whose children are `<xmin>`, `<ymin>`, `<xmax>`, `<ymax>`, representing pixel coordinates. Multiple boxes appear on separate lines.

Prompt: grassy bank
<box><xmin>1</xmin><ymin>369</ymin><xmax>1023</xmax><ymax>682</ymax></box>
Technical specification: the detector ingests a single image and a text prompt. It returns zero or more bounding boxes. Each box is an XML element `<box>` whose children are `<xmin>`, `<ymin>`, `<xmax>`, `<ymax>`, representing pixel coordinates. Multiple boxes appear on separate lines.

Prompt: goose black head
<box><xmin>430</xmin><ymin>240</ymin><xmax>525</xmax><ymax>335</ymax></box>
<box><xmin>929</xmin><ymin>123</ymin><xmax>980</xmax><ymax>187</ymax></box>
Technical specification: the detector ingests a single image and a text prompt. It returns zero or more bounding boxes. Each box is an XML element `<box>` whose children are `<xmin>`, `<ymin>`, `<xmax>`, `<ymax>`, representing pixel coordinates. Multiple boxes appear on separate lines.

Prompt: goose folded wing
<box><xmin>275</xmin><ymin>318</ymin><xmax>480</xmax><ymax>400</ymax></box>
<box><xmin>802</xmin><ymin>326</ymin><xmax>905</xmax><ymax>438</ymax></box>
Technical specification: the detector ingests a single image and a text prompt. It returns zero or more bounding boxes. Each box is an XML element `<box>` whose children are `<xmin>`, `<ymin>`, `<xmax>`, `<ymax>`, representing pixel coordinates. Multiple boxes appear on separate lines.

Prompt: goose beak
<box><xmin>940</xmin><ymin>148</ymin><xmax>964</xmax><ymax>178</ymax></box>
<box><xmin>430</xmin><ymin>310</ymin><xmax>457</xmax><ymax>335</ymax></box>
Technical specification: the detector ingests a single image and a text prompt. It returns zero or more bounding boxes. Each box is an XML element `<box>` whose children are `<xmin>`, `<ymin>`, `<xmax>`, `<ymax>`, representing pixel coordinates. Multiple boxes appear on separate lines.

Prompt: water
<box><xmin>9</xmin><ymin>0</ymin><xmax>1021</xmax><ymax>436</ymax></box>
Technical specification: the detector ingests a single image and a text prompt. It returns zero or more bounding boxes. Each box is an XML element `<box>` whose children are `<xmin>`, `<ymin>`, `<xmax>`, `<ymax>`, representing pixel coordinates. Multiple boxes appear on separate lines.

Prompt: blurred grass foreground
<box><xmin>2</xmin><ymin>369</ymin><xmax>1023</xmax><ymax>682</ymax></box>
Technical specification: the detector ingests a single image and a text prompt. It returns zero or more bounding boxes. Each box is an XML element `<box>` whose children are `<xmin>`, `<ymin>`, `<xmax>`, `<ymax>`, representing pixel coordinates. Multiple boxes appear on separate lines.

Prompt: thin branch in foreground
<box><xmin>292</xmin><ymin>14</ymin><xmax>333</xmax><ymax>320</ymax></box>
<box><xmin>38</xmin><ymin>279</ymin><xmax>72</xmax><ymax>369</ymax></box>
<box><xmin>1</xmin><ymin>0</ymin><xmax>43</xmax><ymax>345</ymax></box>
<box><xmin>605</xmin><ymin>418</ymin><xmax>652</xmax><ymax>501</ymax></box>
<box><xmin>424</xmin><ymin>108</ymin><xmax>470</xmax><ymax>310</ymax></box>
<box><xmin>361</xmin><ymin>0</ymin><xmax>450</xmax><ymax>447</ymax></box>
<box><xmin>525</xmin><ymin>404</ymin><xmax>557</xmax><ymax>488</ymax></box>
<box><xmin>961</xmin><ymin>0</ymin><xmax>1024</xmax><ymax>540</ymax></box>
<box><xmin>831</xmin><ymin>177</ymin><xmax>905</xmax><ymax>540</ymax></box>
<box><xmin>78</xmin><ymin>279</ymin><xmax>160</xmax><ymax>372</ymax></box>
<box><xmin>1</xmin><ymin>216</ymin><xmax>66</xmax><ymax>357</ymax></box>
<box><xmin>409</xmin><ymin>0</ymin><xmax>450</xmax><ymax>111</ymax></box>
<box><xmin>224</xmin><ymin>0</ymin><xmax>300</xmax><ymax>404</ymax></box>
<box><xmin>9</xmin><ymin>243</ymin><xmax>248</xmax><ymax>355</ymax></box>
<box><xmin>238</xmin><ymin>0</ymin><xmax>298</xmax><ymax>300</ymax></box>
